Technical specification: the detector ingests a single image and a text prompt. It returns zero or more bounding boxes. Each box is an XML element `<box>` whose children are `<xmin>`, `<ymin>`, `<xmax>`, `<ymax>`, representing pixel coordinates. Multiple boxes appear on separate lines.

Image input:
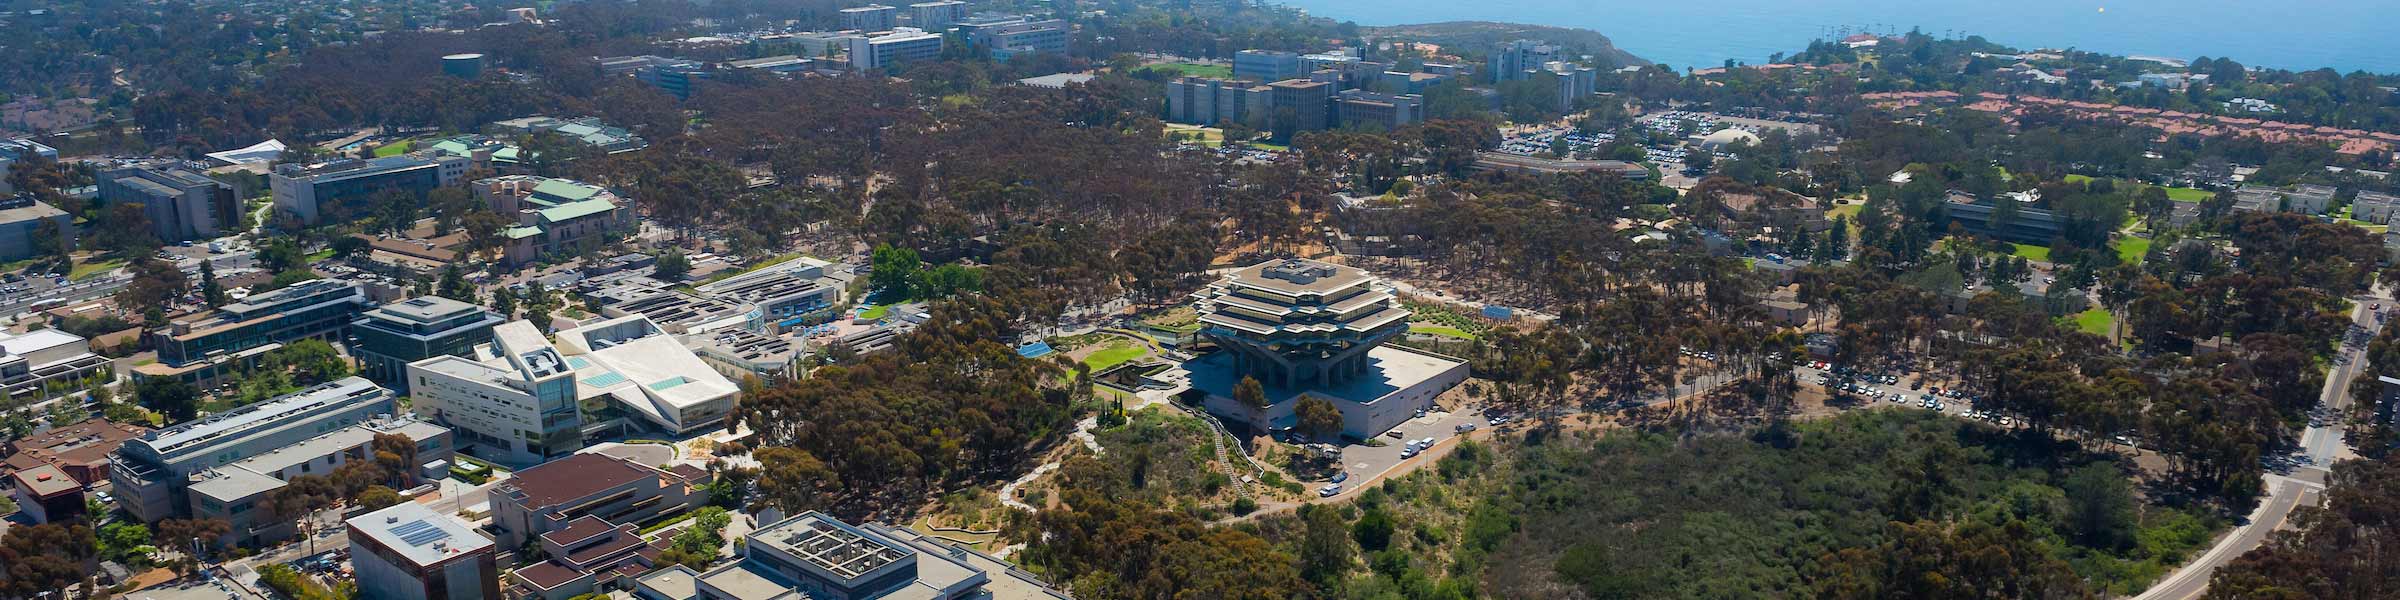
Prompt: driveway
<box><xmin>1317</xmin><ymin>408</ymin><xmax>1489</xmax><ymax>497</ymax></box>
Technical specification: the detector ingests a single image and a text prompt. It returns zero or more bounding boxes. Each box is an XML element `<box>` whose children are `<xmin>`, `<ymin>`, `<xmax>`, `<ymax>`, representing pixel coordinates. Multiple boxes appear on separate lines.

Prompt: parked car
<box><xmin>1455</xmin><ymin>423</ymin><xmax>1479</xmax><ymax>434</ymax></box>
<box><xmin>1320</xmin><ymin>484</ymin><xmax>1344</xmax><ymax>497</ymax></box>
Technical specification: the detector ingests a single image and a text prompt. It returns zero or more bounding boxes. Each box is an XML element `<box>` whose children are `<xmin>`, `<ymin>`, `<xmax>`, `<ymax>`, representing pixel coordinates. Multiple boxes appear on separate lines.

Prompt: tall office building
<box><xmin>98</xmin><ymin>163</ymin><xmax>239</xmax><ymax>243</ymax></box>
<box><xmin>1234</xmin><ymin>50</ymin><xmax>1303</xmax><ymax>82</ymax></box>
<box><xmin>271</xmin><ymin>156</ymin><xmax>466</xmax><ymax>226</ymax></box>
<box><xmin>967</xmin><ymin>18</ymin><xmax>1068</xmax><ymax>60</ymax></box>
<box><xmin>1488</xmin><ymin>39</ymin><xmax>1564</xmax><ymax>82</ymax></box>
<box><xmin>839</xmin><ymin>4</ymin><xmax>898</xmax><ymax>31</ymax></box>
<box><xmin>1268</xmin><ymin>79</ymin><xmax>1334</xmax><ymax>133</ymax></box>
<box><xmin>0</xmin><ymin>193</ymin><xmax>72</xmax><ymax>262</ymax></box>
<box><xmin>1335</xmin><ymin>89</ymin><xmax>1426</xmax><ymax>130</ymax></box>
<box><xmin>847</xmin><ymin>27</ymin><xmax>945</xmax><ymax>71</ymax></box>
<box><xmin>350</xmin><ymin>501</ymin><xmax>500</xmax><ymax>600</ymax></box>
<box><xmin>351</xmin><ymin>296</ymin><xmax>504</xmax><ymax>394</ymax></box>
<box><xmin>907</xmin><ymin>0</ymin><xmax>967</xmax><ymax>28</ymax></box>
<box><xmin>406</xmin><ymin>321</ymin><xmax>584</xmax><ymax>467</ymax></box>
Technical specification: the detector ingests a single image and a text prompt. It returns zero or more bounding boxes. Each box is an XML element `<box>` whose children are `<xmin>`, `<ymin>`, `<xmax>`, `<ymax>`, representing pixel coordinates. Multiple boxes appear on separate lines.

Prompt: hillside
<box><xmin>1365</xmin><ymin>20</ymin><xmax>1648</xmax><ymax>68</ymax></box>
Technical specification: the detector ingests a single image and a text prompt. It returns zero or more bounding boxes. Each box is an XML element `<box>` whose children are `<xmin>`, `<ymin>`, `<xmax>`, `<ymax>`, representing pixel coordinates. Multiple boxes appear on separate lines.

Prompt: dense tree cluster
<box><xmin>2205</xmin><ymin>456</ymin><xmax>2400</xmax><ymax>600</ymax></box>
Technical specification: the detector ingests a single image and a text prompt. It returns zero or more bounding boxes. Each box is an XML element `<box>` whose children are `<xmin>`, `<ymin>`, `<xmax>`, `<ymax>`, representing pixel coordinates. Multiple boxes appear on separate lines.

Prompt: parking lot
<box><xmin>1316</xmin><ymin>407</ymin><xmax>1490</xmax><ymax>498</ymax></box>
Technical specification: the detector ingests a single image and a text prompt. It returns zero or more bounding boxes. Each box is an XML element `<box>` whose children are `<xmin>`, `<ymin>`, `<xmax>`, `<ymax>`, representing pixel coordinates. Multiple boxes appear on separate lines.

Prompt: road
<box><xmin>2129</xmin><ymin>291</ymin><xmax>2377</xmax><ymax>600</ymax></box>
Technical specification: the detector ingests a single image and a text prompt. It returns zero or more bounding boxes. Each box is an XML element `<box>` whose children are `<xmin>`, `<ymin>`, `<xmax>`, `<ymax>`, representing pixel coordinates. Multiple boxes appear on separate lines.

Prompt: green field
<box><xmin>68</xmin><ymin>257</ymin><xmax>127</xmax><ymax>281</ymax></box>
<box><xmin>2011</xmin><ymin>243</ymin><xmax>2052</xmax><ymax>262</ymax></box>
<box><xmin>2112</xmin><ymin>237</ymin><xmax>2152</xmax><ymax>264</ymax></box>
<box><xmin>371</xmin><ymin>140</ymin><xmax>414</xmax><ymax>157</ymax></box>
<box><xmin>2070</xmin><ymin>307</ymin><xmax>2115</xmax><ymax>337</ymax></box>
<box><xmin>858</xmin><ymin>304</ymin><xmax>891</xmax><ymax>320</ymax></box>
<box><xmin>1143</xmin><ymin>62</ymin><xmax>1232</xmax><ymax>79</ymax></box>
<box><xmin>1081</xmin><ymin>342</ymin><xmax>1149</xmax><ymax>372</ymax></box>
<box><xmin>2064</xmin><ymin>174</ymin><xmax>2095</xmax><ymax>184</ymax></box>
<box><xmin>2163</xmin><ymin>186</ymin><xmax>2213</xmax><ymax>203</ymax></box>
<box><xmin>1409</xmin><ymin>323</ymin><xmax>1479</xmax><ymax>340</ymax></box>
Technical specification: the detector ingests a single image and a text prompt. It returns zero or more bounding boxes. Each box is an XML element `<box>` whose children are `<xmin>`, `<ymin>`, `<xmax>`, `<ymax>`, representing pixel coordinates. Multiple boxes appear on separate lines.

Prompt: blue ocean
<box><xmin>1270</xmin><ymin>0</ymin><xmax>2400</xmax><ymax>75</ymax></box>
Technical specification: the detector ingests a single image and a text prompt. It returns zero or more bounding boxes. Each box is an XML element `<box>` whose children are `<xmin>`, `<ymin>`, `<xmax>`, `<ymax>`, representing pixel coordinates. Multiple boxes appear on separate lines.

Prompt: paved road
<box><xmin>2130</xmin><ymin>291</ymin><xmax>2379</xmax><ymax>600</ymax></box>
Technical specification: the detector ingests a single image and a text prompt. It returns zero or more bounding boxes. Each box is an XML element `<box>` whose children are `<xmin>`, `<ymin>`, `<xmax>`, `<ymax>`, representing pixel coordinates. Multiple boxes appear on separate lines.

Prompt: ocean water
<box><xmin>1272</xmin><ymin>0</ymin><xmax>2400</xmax><ymax>75</ymax></box>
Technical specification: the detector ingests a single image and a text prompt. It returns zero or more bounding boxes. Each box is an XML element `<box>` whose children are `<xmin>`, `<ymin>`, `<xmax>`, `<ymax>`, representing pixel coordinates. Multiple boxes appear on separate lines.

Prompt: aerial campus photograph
<box><xmin>1</xmin><ymin>0</ymin><xmax>2399</xmax><ymax>599</ymax></box>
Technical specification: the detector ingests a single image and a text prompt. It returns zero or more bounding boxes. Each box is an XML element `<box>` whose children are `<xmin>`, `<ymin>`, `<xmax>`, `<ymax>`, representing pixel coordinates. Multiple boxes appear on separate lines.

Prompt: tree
<box><xmin>491</xmin><ymin>287</ymin><xmax>517</xmax><ymax>319</ymax></box>
<box><xmin>751</xmin><ymin>447</ymin><xmax>840</xmax><ymax>515</ymax></box>
<box><xmin>1296</xmin><ymin>396</ymin><xmax>1344</xmax><ymax>440</ymax></box>
<box><xmin>2205</xmin><ymin>457</ymin><xmax>2400</xmax><ymax>600</ymax></box>
<box><xmin>120</xmin><ymin>257</ymin><xmax>190</xmax><ymax>318</ymax></box>
<box><xmin>153</xmin><ymin>518</ymin><xmax>230</xmax><ymax>575</ymax></box>
<box><xmin>1352</xmin><ymin>507</ymin><xmax>1396</xmax><ymax>552</ymax></box>
<box><xmin>436</xmin><ymin>263</ymin><xmax>478</xmax><ymax>304</ymax></box>
<box><xmin>199</xmin><ymin>260</ymin><xmax>228</xmax><ymax>307</ymax></box>
<box><xmin>97</xmin><ymin>522</ymin><xmax>156</xmax><ymax>567</ymax></box>
<box><xmin>1235</xmin><ymin>376</ymin><xmax>1268</xmax><ymax>409</ymax></box>
<box><xmin>136</xmin><ymin>377</ymin><xmax>201</xmax><ymax>421</ymax></box>
<box><xmin>661</xmin><ymin>507</ymin><xmax>732</xmax><ymax>569</ymax></box>
<box><xmin>267</xmin><ymin>339</ymin><xmax>353</xmax><ymax>386</ymax></box>
<box><xmin>329</xmin><ymin>236</ymin><xmax>370</xmax><ymax>260</ymax></box>
<box><xmin>654</xmin><ymin>249</ymin><xmax>692</xmax><ymax>281</ymax></box>
<box><xmin>354</xmin><ymin>486</ymin><xmax>403</xmax><ymax>510</ymax></box>
<box><xmin>257</xmin><ymin>238</ymin><xmax>306</xmax><ymax>273</ymax></box>
<box><xmin>1</xmin><ymin>522</ymin><xmax>98</xmax><ymax>598</ymax></box>
<box><xmin>869</xmin><ymin>244</ymin><xmax>923</xmax><ymax>297</ymax></box>
<box><xmin>920</xmin><ymin>264</ymin><xmax>983</xmax><ymax>298</ymax></box>
<box><xmin>1298</xmin><ymin>504</ymin><xmax>1355</xmax><ymax>585</ymax></box>
<box><xmin>2062</xmin><ymin>463</ymin><xmax>2138</xmax><ymax>551</ymax></box>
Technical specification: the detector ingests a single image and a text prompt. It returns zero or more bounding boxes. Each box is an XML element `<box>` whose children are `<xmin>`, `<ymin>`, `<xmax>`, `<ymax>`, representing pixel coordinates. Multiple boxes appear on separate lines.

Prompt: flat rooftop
<box><xmin>132</xmin><ymin>377</ymin><xmax>388</xmax><ymax>457</ymax></box>
<box><xmin>1226</xmin><ymin>259</ymin><xmax>1368</xmax><ymax>296</ymax></box>
<box><xmin>1184</xmin><ymin>345</ymin><xmax>1463</xmax><ymax>410</ymax></box>
<box><xmin>500</xmin><ymin>452</ymin><xmax>673</xmax><ymax>510</ymax></box>
<box><xmin>348</xmin><ymin>501</ymin><xmax>495</xmax><ymax>568</ymax></box>
<box><xmin>752</xmin><ymin>512</ymin><xmax>914</xmax><ymax>583</ymax></box>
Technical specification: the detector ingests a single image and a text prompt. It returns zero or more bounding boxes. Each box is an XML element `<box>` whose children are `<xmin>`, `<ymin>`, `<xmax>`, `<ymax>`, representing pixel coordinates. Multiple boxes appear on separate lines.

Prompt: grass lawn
<box><xmin>1248</xmin><ymin>141</ymin><xmax>1290</xmax><ymax>152</ymax></box>
<box><xmin>859</xmin><ymin>304</ymin><xmax>891</xmax><ymax>320</ymax></box>
<box><xmin>1082</xmin><ymin>342</ymin><xmax>1149</xmax><ymax>372</ymax></box>
<box><xmin>1143</xmin><ymin>62</ymin><xmax>1232</xmax><ymax>79</ymax></box>
<box><xmin>2113</xmin><ymin>237</ymin><xmax>2152</xmax><ymax>264</ymax></box>
<box><xmin>2064</xmin><ymin>174</ymin><xmax>2094</xmax><ymax>184</ymax></box>
<box><xmin>371</xmin><ymin>140</ymin><xmax>414</xmax><ymax>157</ymax></box>
<box><xmin>1410</xmin><ymin>323</ymin><xmax>1480</xmax><ymax>340</ymax></box>
<box><xmin>68</xmin><ymin>257</ymin><xmax>127</xmax><ymax>281</ymax></box>
<box><xmin>2163</xmin><ymin>186</ymin><xmax>2212</xmax><ymax>203</ymax></box>
<box><xmin>2069</xmin><ymin>307</ymin><xmax>2115</xmax><ymax>337</ymax></box>
<box><xmin>2011</xmin><ymin>243</ymin><xmax>2053</xmax><ymax>262</ymax></box>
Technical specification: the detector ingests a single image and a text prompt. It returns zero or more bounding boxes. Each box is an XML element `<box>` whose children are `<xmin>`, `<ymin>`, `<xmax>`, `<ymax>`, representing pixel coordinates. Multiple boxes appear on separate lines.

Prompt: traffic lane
<box><xmin>2136</xmin><ymin>478</ymin><xmax>2308</xmax><ymax>600</ymax></box>
<box><xmin>1322</xmin><ymin>409</ymin><xmax>1487</xmax><ymax>497</ymax></box>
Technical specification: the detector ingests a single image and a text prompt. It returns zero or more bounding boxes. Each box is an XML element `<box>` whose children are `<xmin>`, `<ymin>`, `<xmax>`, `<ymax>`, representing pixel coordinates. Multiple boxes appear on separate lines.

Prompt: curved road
<box><xmin>2129</xmin><ymin>292</ymin><xmax>2374</xmax><ymax>600</ymax></box>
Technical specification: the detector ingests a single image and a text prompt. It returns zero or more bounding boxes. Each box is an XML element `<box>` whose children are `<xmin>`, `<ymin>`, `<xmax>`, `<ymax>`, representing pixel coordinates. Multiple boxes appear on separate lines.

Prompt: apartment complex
<box><xmin>406</xmin><ymin>320</ymin><xmax>584</xmax><ymax>467</ymax></box>
<box><xmin>0</xmin><ymin>193</ymin><xmax>72</xmax><ymax>262</ymax></box>
<box><xmin>350</xmin><ymin>501</ymin><xmax>501</xmax><ymax>600</ymax></box>
<box><xmin>488</xmin><ymin>452</ymin><xmax>708</xmax><ymax>549</ymax></box>
<box><xmin>97</xmin><ymin>163</ymin><xmax>239</xmax><ymax>243</ymax></box>
<box><xmin>0</xmin><ymin>327</ymin><xmax>110</xmax><ymax>401</ymax></box>
<box><xmin>632</xmin><ymin>511</ymin><xmax>1069</xmax><ymax>600</ymax></box>
<box><xmin>474</xmin><ymin>176</ymin><xmax>634</xmax><ymax>267</ymax></box>
<box><xmin>138</xmin><ymin>279</ymin><xmax>371</xmax><ymax>387</ymax></box>
<box><xmin>1489</xmin><ymin>39</ymin><xmax>1599</xmax><ymax>107</ymax></box>
<box><xmin>351</xmin><ymin>296</ymin><xmax>504</xmax><ymax>394</ymax></box>
<box><xmin>272</xmin><ymin>155</ymin><xmax>467</xmax><ymax>226</ymax></box>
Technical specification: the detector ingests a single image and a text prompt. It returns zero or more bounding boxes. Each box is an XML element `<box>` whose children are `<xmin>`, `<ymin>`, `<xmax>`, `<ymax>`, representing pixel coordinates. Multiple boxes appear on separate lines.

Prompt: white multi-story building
<box><xmin>0</xmin><ymin>328</ymin><xmax>110</xmax><ymax>401</ymax></box>
<box><xmin>554</xmin><ymin>315</ymin><xmax>739</xmax><ymax>436</ymax></box>
<box><xmin>847</xmin><ymin>27</ymin><xmax>944</xmax><ymax>71</ymax></box>
<box><xmin>406</xmin><ymin>321</ymin><xmax>584</xmax><ymax>467</ymax></box>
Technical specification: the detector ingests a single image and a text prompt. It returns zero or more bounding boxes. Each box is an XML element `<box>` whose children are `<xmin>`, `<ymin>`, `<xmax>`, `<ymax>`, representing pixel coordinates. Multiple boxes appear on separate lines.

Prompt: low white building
<box><xmin>0</xmin><ymin>328</ymin><xmax>110</xmax><ymax>401</ymax></box>
<box><xmin>554</xmin><ymin>315</ymin><xmax>739</xmax><ymax>436</ymax></box>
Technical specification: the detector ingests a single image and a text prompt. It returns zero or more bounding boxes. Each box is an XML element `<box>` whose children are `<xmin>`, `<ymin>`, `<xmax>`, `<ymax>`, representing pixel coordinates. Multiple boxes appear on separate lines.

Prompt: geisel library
<box><xmin>1182</xmin><ymin>259</ymin><xmax>1468</xmax><ymax>440</ymax></box>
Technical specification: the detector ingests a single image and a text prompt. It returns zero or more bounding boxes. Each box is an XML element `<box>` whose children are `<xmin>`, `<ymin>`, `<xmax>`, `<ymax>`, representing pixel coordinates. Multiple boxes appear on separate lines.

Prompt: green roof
<box><xmin>527</xmin><ymin>179</ymin><xmax>603</xmax><ymax>206</ymax></box>
<box><xmin>504</xmin><ymin>226</ymin><xmax>544</xmax><ymax>240</ymax></box>
<box><xmin>538</xmin><ymin>198</ymin><xmax>619</xmax><ymax>223</ymax></box>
